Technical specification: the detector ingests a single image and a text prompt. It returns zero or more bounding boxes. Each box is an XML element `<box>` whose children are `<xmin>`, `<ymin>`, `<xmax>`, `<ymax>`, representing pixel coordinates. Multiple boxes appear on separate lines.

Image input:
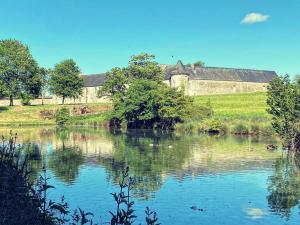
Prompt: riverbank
<box><xmin>0</xmin><ymin>103</ymin><xmax>111</xmax><ymax>126</ymax></box>
<box><xmin>176</xmin><ymin>92</ymin><xmax>273</xmax><ymax>135</ymax></box>
<box><xmin>0</xmin><ymin>92</ymin><xmax>273</xmax><ymax>135</ymax></box>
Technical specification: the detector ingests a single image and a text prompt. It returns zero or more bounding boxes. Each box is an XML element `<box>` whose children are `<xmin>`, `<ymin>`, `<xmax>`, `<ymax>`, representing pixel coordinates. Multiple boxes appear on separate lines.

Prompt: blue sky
<box><xmin>0</xmin><ymin>0</ymin><xmax>299</xmax><ymax>76</ymax></box>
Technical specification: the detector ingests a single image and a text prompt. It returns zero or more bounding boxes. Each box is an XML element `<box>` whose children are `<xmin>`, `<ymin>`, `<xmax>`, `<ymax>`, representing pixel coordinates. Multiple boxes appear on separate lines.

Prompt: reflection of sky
<box><xmin>47</xmin><ymin>167</ymin><xmax>300</xmax><ymax>225</ymax></box>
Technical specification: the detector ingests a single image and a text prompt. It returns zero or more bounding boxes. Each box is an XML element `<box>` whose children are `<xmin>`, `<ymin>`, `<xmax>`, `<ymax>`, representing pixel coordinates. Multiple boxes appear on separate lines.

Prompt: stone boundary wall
<box><xmin>0</xmin><ymin>95</ymin><xmax>110</xmax><ymax>106</ymax></box>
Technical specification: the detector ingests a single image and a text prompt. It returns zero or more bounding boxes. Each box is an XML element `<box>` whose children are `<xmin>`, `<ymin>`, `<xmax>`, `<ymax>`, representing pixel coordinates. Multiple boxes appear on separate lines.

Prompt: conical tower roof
<box><xmin>170</xmin><ymin>60</ymin><xmax>190</xmax><ymax>75</ymax></box>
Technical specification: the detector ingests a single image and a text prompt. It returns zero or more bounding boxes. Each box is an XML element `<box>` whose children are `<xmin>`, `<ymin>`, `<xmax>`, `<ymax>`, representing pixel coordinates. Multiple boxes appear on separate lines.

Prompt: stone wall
<box><xmin>0</xmin><ymin>87</ymin><xmax>110</xmax><ymax>106</ymax></box>
<box><xmin>186</xmin><ymin>80</ymin><xmax>269</xmax><ymax>96</ymax></box>
<box><xmin>167</xmin><ymin>75</ymin><xmax>268</xmax><ymax>96</ymax></box>
<box><xmin>0</xmin><ymin>79</ymin><xmax>269</xmax><ymax>106</ymax></box>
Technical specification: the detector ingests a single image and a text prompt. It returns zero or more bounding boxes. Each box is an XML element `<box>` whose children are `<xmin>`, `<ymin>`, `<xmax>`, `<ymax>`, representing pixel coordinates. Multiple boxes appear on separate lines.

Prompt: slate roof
<box><xmin>190</xmin><ymin>67</ymin><xmax>277</xmax><ymax>83</ymax></box>
<box><xmin>164</xmin><ymin>61</ymin><xmax>277</xmax><ymax>83</ymax></box>
<box><xmin>83</xmin><ymin>61</ymin><xmax>277</xmax><ymax>87</ymax></box>
<box><xmin>82</xmin><ymin>73</ymin><xmax>107</xmax><ymax>87</ymax></box>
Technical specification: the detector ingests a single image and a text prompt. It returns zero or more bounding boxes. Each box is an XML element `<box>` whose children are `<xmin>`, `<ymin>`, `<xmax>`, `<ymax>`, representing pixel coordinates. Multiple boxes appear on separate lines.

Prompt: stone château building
<box><xmin>74</xmin><ymin>60</ymin><xmax>277</xmax><ymax>104</ymax></box>
<box><xmin>0</xmin><ymin>60</ymin><xmax>278</xmax><ymax>106</ymax></box>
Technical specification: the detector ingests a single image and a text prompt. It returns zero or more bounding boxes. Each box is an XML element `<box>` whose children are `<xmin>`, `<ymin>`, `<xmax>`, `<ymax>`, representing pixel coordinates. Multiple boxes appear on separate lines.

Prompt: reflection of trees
<box><xmin>98</xmin><ymin>130</ymin><xmax>192</xmax><ymax>199</ymax></box>
<box><xmin>267</xmin><ymin>153</ymin><xmax>300</xmax><ymax>218</ymax></box>
<box><xmin>56</xmin><ymin>127</ymin><xmax>71</xmax><ymax>142</ymax></box>
<box><xmin>22</xmin><ymin>143</ymin><xmax>42</xmax><ymax>183</ymax></box>
<box><xmin>47</xmin><ymin>144</ymin><xmax>84</xmax><ymax>184</ymax></box>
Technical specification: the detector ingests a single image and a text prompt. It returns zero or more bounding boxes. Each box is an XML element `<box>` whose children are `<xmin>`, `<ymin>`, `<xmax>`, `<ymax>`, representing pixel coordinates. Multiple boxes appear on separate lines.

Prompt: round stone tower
<box><xmin>170</xmin><ymin>60</ymin><xmax>190</xmax><ymax>94</ymax></box>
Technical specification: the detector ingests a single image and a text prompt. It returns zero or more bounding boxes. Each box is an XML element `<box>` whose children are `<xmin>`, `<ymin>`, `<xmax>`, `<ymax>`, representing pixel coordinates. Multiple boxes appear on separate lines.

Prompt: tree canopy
<box><xmin>98</xmin><ymin>53</ymin><xmax>193</xmax><ymax>129</ymax></box>
<box><xmin>49</xmin><ymin>59</ymin><xmax>83</xmax><ymax>104</ymax></box>
<box><xmin>0</xmin><ymin>39</ymin><xmax>41</xmax><ymax>106</ymax></box>
<box><xmin>267</xmin><ymin>75</ymin><xmax>300</xmax><ymax>151</ymax></box>
<box><xmin>193</xmin><ymin>60</ymin><xmax>205</xmax><ymax>67</ymax></box>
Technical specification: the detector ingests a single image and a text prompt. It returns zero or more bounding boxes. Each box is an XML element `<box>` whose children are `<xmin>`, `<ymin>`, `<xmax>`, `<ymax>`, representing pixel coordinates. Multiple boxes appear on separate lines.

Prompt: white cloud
<box><xmin>241</xmin><ymin>13</ymin><xmax>270</xmax><ymax>25</ymax></box>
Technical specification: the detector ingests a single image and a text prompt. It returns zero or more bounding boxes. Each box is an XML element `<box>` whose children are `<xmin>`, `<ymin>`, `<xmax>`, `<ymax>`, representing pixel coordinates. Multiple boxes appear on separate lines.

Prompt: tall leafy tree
<box><xmin>98</xmin><ymin>53</ymin><xmax>192</xmax><ymax>129</ymax></box>
<box><xmin>127</xmin><ymin>53</ymin><xmax>163</xmax><ymax>81</ymax></box>
<box><xmin>267</xmin><ymin>75</ymin><xmax>300</xmax><ymax>151</ymax></box>
<box><xmin>49</xmin><ymin>59</ymin><xmax>83</xmax><ymax>104</ymax></box>
<box><xmin>0</xmin><ymin>39</ymin><xmax>41</xmax><ymax>106</ymax></box>
<box><xmin>98</xmin><ymin>53</ymin><xmax>163</xmax><ymax>100</ymax></box>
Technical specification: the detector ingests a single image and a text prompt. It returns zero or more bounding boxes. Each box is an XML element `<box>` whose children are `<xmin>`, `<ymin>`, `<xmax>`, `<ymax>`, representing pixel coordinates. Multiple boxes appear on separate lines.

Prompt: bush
<box><xmin>55</xmin><ymin>108</ymin><xmax>70</xmax><ymax>126</ymax></box>
<box><xmin>20</xmin><ymin>93</ymin><xmax>32</xmax><ymax>106</ymax></box>
<box><xmin>199</xmin><ymin>119</ymin><xmax>227</xmax><ymax>134</ymax></box>
<box><xmin>232</xmin><ymin>123</ymin><xmax>249</xmax><ymax>135</ymax></box>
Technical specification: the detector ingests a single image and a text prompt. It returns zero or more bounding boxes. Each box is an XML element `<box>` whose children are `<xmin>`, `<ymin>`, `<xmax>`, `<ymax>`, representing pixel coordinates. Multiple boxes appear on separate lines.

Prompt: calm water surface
<box><xmin>4</xmin><ymin>127</ymin><xmax>300</xmax><ymax>225</ymax></box>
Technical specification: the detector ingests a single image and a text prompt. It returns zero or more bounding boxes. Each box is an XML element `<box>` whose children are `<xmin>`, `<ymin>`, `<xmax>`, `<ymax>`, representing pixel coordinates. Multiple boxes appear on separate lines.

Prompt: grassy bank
<box><xmin>0</xmin><ymin>103</ymin><xmax>111</xmax><ymax>126</ymax></box>
<box><xmin>177</xmin><ymin>92</ymin><xmax>274</xmax><ymax>135</ymax></box>
<box><xmin>0</xmin><ymin>92</ymin><xmax>273</xmax><ymax>135</ymax></box>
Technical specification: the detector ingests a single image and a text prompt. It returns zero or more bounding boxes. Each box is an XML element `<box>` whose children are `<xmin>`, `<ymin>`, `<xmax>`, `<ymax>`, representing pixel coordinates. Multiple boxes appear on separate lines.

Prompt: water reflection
<box><xmin>98</xmin><ymin>130</ymin><xmax>191</xmax><ymax>199</ymax></box>
<box><xmin>267</xmin><ymin>153</ymin><xmax>300</xmax><ymax>218</ymax></box>
<box><xmin>8</xmin><ymin>127</ymin><xmax>281</xmax><ymax>198</ymax></box>
<box><xmin>47</xmin><ymin>144</ymin><xmax>84</xmax><ymax>184</ymax></box>
<box><xmin>2</xmin><ymin>127</ymin><xmax>300</xmax><ymax>224</ymax></box>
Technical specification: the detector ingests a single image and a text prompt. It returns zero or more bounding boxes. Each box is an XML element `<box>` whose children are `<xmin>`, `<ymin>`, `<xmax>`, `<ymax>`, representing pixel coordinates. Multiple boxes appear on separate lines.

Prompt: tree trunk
<box><xmin>62</xmin><ymin>96</ymin><xmax>65</xmax><ymax>105</ymax></box>
<box><xmin>290</xmin><ymin>132</ymin><xmax>300</xmax><ymax>152</ymax></box>
<box><xmin>42</xmin><ymin>92</ymin><xmax>44</xmax><ymax>105</ymax></box>
<box><xmin>9</xmin><ymin>95</ymin><xmax>13</xmax><ymax>106</ymax></box>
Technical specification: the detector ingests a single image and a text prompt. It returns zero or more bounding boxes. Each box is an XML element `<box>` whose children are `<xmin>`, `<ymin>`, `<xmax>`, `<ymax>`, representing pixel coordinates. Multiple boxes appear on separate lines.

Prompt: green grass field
<box><xmin>193</xmin><ymin>92</ymin><xmax>269</xmax><ymax>120</ymax></box>
<box><xmin>189</xmin><ymin>92</ymin><xmax>273</xmax><ymax>135</ymax></box>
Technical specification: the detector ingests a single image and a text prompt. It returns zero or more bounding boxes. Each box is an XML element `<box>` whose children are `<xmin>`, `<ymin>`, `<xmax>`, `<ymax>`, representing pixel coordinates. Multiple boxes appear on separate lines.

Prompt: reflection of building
<box><xmin>52</xmin><ymin>132</ymin><xmax>115</xmax><ymax>158</ymax></box>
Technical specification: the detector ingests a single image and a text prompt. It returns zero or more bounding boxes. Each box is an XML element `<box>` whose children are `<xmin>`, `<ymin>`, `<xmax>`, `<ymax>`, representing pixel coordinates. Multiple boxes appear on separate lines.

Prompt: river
<box><xmin>3</xmin><ymin>127</ymin><xmax>300</xmax><ymax>225</ymax></box>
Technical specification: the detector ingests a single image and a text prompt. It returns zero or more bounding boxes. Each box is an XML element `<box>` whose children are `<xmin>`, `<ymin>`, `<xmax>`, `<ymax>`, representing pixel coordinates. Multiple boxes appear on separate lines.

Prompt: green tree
<box><xmin>267</xmin><ymin>75</ymin><xmax>300</xmax><ymax>151</ymax></box>
<box><xmin>98</xmin><ymin>53</ymin><xmax>192</xmax><ymax>129</ymax></box>
<box><xmin>193</xmin><ymin>60</ymin><xmax>205</xmax><ymax>67</ymax></box>
<box><xmin>0</xmin><ymin>39</ymin><xmax>41</xmax><ymax>106</ymax></box>
<box><xmin>98</xmin><ymin>53</ymin><xmax>163</xmax><ymax>100</ymax></box>
<box><xmin>49</xmin><ymin>59</ymin><xmax>83</xmax><ymax>104</ymax></box>
<box><xmin>127</xmin><ymin>53</ymin><xmax>163</xmax><ymax>81</ymax></box>
<box><xmin>98</xmin><ymin>67</ymin><xmax>128</xmax><ymax>101</ymax></box>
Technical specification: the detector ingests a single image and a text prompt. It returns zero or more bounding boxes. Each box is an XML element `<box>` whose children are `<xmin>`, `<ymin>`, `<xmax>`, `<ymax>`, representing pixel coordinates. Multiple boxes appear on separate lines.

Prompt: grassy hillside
<box><xmin>193</xmin><ymin>92</ymin><xmax>269</xmax><ymax>120</ymax></box>
<box><xmin>187</xmin><ymin>92</ymin><xmax>273</xmax><ymax>135</ymax></box>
